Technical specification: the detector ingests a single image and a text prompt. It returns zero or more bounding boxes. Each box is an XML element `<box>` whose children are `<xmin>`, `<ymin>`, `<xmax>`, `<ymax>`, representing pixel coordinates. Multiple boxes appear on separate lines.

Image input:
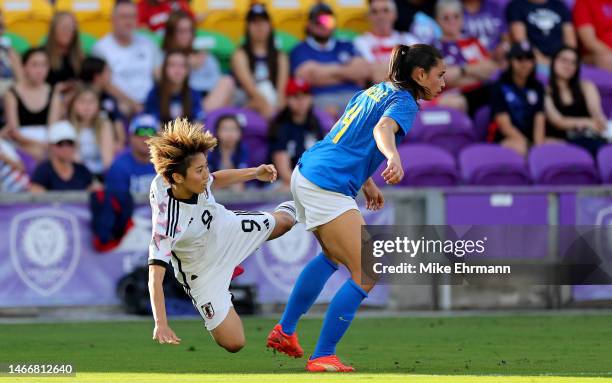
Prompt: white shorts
<box><xmin>182</xmin><ymin>211</ymin><xmax>276</xmax><ymax>331</ymax></box>
<box><xmin>291</xmin><ymin>167</ymin><xmax>359</xmax><ymax>231</ymax></box>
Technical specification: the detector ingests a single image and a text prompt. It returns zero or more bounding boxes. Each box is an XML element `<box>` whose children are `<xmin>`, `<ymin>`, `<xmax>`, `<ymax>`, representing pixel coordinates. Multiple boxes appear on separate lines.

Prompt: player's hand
<box><xmin>362</xmin><ymin>180</ymin><xmax>384</xmax><ymax>211</ymax></box>
<box><xmin>153</xmin><ymin>324</ymin><xmax>181</xmax><ymax>345</ymax></box>
<box><xmin>255</xmin><ymin>164</ymin><xmax>278</xmax><ymax>183</ymax></box>
<box><xmin>381</xmin><ymin>155</ymin><xmax>403</xmax><ymax>185</ymax></box>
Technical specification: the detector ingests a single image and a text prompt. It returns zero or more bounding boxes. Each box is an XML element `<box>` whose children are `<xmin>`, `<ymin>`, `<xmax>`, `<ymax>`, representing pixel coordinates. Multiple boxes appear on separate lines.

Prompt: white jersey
<box><xmin>92</xmin><ymin>33</ymin><xmax>161</xmax><ymax>103</ymax></box>
<box><xmin>354</xmin><ymin>31</ymin><xmax>420</xmax><ymax>63</ymax></box>
<box><xmin>148</xmin><ymin>174</ymin><xmax>275</xmax><ymax>330</ymax></box>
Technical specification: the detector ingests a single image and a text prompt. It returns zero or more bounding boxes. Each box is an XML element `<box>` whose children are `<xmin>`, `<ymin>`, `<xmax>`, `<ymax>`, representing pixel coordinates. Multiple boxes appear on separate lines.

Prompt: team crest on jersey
<box><xmin>202</xmin><ymin>302</ymin><xmax>214</xmax><ymax>319</ymax></box>
<box><xmin>9</xmin><ymin>208</ymin><xmax>80</xmax><ymax>296</ymax></box>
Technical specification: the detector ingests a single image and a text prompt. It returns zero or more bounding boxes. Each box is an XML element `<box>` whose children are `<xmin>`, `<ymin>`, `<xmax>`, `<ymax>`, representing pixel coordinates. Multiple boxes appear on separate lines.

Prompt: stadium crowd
<box><xmin>0</xmin><ymin>0</ymin><xmax>611</xmax><ymax>193</ymax></box>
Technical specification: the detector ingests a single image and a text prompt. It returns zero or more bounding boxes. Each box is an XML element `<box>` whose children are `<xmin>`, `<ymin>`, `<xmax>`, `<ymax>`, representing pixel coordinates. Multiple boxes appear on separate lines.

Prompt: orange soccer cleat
<box><xmin>266</xmin><ymin>324</ymin><xmax>304</xmax><ymax>358</ymax></box>
<box><xmin>306</xmin><ymin>355</ymin><xmax>355</xmax><ymax>372</ymax></box>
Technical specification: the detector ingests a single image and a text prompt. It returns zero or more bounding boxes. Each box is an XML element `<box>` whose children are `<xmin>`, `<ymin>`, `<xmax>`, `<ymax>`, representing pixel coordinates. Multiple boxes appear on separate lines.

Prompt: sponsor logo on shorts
<box><xmin>202</xmin><ymin>302</ymin><xmax>214</xmax><ymax>319</ymax></box>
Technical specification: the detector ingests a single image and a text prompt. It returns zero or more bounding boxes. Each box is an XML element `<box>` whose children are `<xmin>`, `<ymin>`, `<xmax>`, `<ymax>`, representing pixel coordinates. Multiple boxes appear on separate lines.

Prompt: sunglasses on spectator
<box><xmin>133</xmin><ymin>127</ymin><xmax>157</xmax><ymax>137</ymax></box>
<box><xmin>55</xmin><ymin>140</ymin><xmax>75</xmax><ymax>147</ymax></box>
<box><xmin>315</xmin><ymin>14</ymin><xmax>335</xmax><ymax>29</ymax></box>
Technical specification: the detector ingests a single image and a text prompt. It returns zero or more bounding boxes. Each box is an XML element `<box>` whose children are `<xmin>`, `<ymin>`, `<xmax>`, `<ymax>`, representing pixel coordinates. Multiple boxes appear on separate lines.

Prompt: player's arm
<box><xmin>212</xmin><ymin>164</ymin><xmax>278</xmax><ymax>188</ymax></box>
<box><xmin>148</xmin><ymin>186</ymin><xmax>180</xmax><ymax>345</ymax></box>
<box><xmin>148</xmin><ymin>264</ymin><xmax>181</xmax><ymax>345</ymax></box>
<box><xmin>361</xmin><ymin>177</ymin><xmax>384</xmax><ymax>211</ymax></box>
<box><xmin>373</xmin><ymin>116</ymin><xmax>403</xmax><ymax>185</ymax></box>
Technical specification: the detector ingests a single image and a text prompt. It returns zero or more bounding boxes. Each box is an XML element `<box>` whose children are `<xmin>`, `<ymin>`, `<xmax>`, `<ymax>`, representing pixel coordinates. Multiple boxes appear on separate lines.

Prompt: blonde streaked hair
<box><xmin>147</xmin><ymin>118</ymin><xmax>217</xmax><ymax>184</ymax></box>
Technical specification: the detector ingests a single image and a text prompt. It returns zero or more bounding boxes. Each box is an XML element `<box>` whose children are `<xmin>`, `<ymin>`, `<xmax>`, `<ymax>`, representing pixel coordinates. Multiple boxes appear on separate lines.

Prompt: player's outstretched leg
<box><xmin>267</xmin><ymin>252</ymin><xmax>338</xmax><ymax>358</ymax></box>
<box><xmin>306</xmin><ymin>210</ymin><xmax>373</xmax><ymax>372</ymax></box>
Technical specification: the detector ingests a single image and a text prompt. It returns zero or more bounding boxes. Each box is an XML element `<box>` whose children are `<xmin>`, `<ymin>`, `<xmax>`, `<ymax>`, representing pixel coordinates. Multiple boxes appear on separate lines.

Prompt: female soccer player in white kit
<box><xmin>147</xmin><ymin>118</ymin><xmax>297</xmax><ymax>352</ymax></box>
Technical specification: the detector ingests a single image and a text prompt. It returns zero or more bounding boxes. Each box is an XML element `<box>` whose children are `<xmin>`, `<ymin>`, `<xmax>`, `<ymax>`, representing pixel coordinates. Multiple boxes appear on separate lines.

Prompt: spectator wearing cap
<box><xmin>434</xmin><ymin>0</ymin><xmax>499</xmax><ymax>116</ymax></box>
<box><xmin>105</xmin><ymin>114</ymin><xmax>158</xmax><ymax>194</ymax></box>
<box><xmin>489</xmin><ymin>42</ymin><xmax>545</xmax><ymax>156</ymax></box>
<box><xmin>92</xmin><ymin>0</ymin><xmax>162</xmax><ymax>115</ymax></box>
<box><xmin>574</xmin><ymin>0</ymin><xmax>612</xmax><ymax>72</ymax></box>
<box><xmin>506</xmin><ymin>0</ymin><xmax>576</xmax><ymax>67</ymax></box>
<box><xmin>268</xmin><ymin>78</ymin><xmax>324</xmax><ymax>191</ymax></box>
<box><xmin>231</xmin><ymin>4</ymin><xmax>289</xmax><ymax>120</ymax></box>
<box><xmin>290</xmin><ymin>2</ymin><xmax>370</xmax><ymax>119</ymax></box>
<box><xmin>144</xmin><ymin>50</ymin><xmax>204</xmax><ymax>124</ymax></box>
<box><xmin>30</xmin><ymin>121</ymin><xmax>93</xmax><ymax>192</ymax></box>
<box><xmin>462</xmin><ymin>0</ymin><xmax>509</xmax><ymax>61</ymax></box>
<box><xmin>354</xmin><ymin>0</ymin><xmax>420</xmax><ymax>83</ymax></box>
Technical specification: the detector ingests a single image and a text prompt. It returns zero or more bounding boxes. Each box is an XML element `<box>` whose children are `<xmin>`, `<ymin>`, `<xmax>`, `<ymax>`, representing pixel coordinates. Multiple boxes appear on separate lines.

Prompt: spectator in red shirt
<box><xmin>434</xmin><ymin>0</ymin><xmax>499</xmax><ymax>116</ymax></box>
<box><xmin>137</xmin><ymin>0</ymin><xmax>194</xmax><ymax>32</ymax></box>
<box><xmin>354</xmin><ymin>0</ymin><xmax>419</xmax><ymax>83</ymax></box>
<box><xmin>573</xmin><ymin>0</ymin><xmax>612</xmax><ymax>71</ymax></box>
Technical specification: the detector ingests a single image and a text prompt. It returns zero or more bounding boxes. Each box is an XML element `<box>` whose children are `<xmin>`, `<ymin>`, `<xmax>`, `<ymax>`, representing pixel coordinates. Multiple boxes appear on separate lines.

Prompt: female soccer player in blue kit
<box><xmin>266</xmin><ymin>44</ymin><xmax>446</xmax><ymax>372</ymax></box>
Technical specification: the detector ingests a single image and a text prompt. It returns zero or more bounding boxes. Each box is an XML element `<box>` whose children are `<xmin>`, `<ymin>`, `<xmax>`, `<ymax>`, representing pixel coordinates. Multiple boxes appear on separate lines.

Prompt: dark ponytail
<box><xmin>388</xmin><ymin>44</ymin><xmax>443</xmax><ymax>99</ymax></box>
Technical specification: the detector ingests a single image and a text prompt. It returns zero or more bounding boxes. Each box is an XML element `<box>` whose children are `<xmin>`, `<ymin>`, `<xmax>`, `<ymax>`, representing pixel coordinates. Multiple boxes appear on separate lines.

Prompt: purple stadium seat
<box><xmin>205</xmin><ymin>107</ymin><xmax>268</xmax><ymax>137</ymax></box>
<box><xmin>407</xmin><ymin>106</ymin><xmax>477</xmax><ymax>155</ymax></box>
<box><xmin>597</xmin><ymin>144</ymin><xmax>612</xmax><ymax>184</ymax></box>
<box><xmin>243</xmin><ymin>135</ymin><xmax>268</xmax><ymax>168</ymax></box>
<box><xmin>372</xmin><ymin>144</ymin><xmax>458</xmax><ymax>187</ymax></box>
<box><xmin>473</xmin><ymin>106</ymin><xmax>491</xmax><ymax>141</ymax></box>
<box><xmin>582</xmin><ymin>65</ymin><xmax>612</xmax><ymax>118</ymax></box>
<box><xmin>529</xmin><ymin>143</ymin><xmax>600</xmax><ymax>185</ymax></box>
<box><xmin>204</xmin><ymin>107</ymin><xmax>271</xmax><ymax>169</ymax></box>
<box><xmin>459</xmin><ymin>144</ymin><xmax>531</xmax><ymax>185</ymax></box>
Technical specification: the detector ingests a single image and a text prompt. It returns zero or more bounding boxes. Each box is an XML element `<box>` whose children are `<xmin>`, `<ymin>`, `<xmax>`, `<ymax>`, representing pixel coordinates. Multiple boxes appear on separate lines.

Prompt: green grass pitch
<box><xmin>1</xmin><ymin>314</ymin><xmax>612</xmax><ymax>382</ymax></box>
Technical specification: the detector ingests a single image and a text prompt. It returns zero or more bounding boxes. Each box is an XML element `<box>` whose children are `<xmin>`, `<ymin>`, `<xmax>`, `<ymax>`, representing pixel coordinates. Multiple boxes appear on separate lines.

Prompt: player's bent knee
<box><xmin>214</xmin><ymin>332</ymin><xmax>246</xmax><ymax>353</ymax></box>
<box><xmin>220</xmin><ymin>339</ymin><xmax>246</xmax><ymax>353</ymax></box>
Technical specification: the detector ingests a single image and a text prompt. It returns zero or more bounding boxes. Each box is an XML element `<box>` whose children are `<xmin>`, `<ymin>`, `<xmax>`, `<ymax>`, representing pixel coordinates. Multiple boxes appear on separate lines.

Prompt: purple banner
<box><xmin>446</xmin><ymin>193</ymin><xmax>549</xmax><ymax>225</ymax></box>
<box><xmin>0</xmin><ymin>201</ymin><xmax>391</xmax><ymax>308</ymax></box>
<box><xmin>573</xmin><ymin>196</ymin><xmax>612</xmax><ymax>301</ymax></box>
<box><xmin>0</xmin><ymin>204</ymin><xmax>152</xmax><ymax>307</ymax></box>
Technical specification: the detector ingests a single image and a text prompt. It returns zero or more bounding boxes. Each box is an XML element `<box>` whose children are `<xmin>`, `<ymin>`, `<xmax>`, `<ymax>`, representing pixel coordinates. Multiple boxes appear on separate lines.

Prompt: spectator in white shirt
<box><xmin>92</xmin><ymin>0</ymin><xmax>161</xmax><ymax>116</ymax></box>
<box><xmin>354</xmin><ymin>0</ymin><xmax>419</xmax><ymax>83</ymax></box>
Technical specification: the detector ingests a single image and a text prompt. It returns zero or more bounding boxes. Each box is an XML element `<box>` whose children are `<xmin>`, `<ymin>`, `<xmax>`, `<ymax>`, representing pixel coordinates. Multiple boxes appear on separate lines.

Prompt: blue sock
<box><xmin>279</xmin><ymin>253</ymin><xmax>338</xmax><ymax>335</ymax></box>
<box><xmin>311</xmin><ymin>279</ymin><xmax>368</xmax><ymax>359</ymax></box>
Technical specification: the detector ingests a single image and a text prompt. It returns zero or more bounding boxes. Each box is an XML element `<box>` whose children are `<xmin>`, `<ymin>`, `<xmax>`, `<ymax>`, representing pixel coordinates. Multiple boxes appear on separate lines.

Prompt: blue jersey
<box><xmin>298</xmin><ymin>82</ymin><xmax>418</xmax><ymax>197</ymax></box>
